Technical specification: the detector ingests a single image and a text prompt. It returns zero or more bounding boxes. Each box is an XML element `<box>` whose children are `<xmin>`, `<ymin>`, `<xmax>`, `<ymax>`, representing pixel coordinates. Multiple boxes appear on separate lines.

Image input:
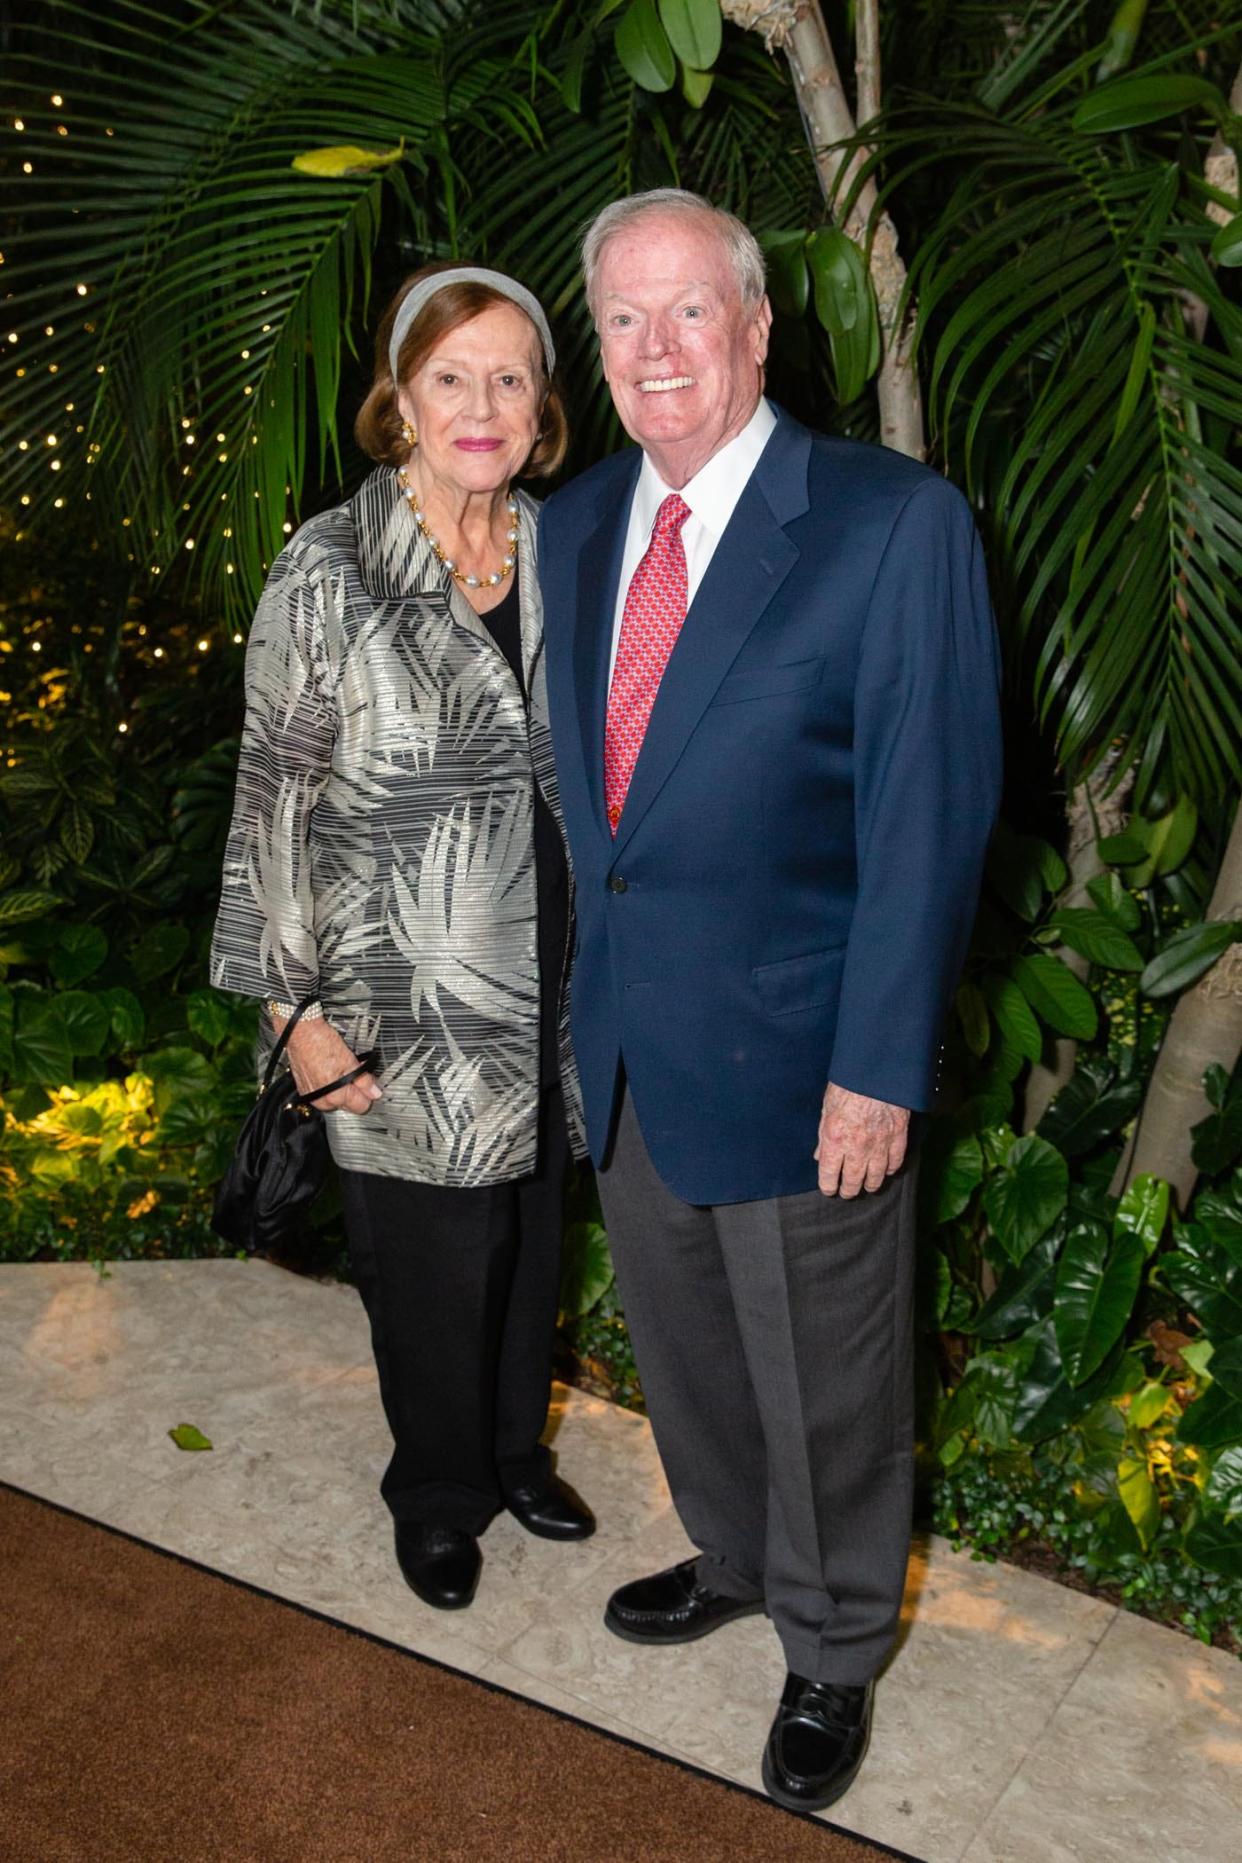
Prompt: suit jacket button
<box><xmin>609</xmin><ymin>875</ymin><xmax>628</xmax><ymax>894</ymax></box>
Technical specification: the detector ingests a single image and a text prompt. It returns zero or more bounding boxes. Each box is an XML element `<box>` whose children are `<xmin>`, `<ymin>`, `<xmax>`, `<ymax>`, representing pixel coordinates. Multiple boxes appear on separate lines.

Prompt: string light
<box><xmin>13</xmin><ymin>119</ymin><xmax>24</xmax><ymax>132</ymax></box>
<box><xmin>51</xmin><ymin>94</ymin><xmax>63</xmax><ymax>107</ymax></box>
<box><xmin>197</xmin><ymin>638</ymin><xmax>209</xmax><ymax>652</ymax></box>
<box><xmin>117</xmin><ymin>721</ymin><xmax>128</xmax><ymax>734</ymax></box>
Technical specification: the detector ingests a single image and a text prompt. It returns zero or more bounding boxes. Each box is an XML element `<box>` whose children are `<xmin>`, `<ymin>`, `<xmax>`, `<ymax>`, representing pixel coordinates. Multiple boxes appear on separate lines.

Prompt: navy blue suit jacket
<box><xmin>539</xmin><ymin>406</ymin><xmax>1002</xmax><ymax>1204</ymax></box>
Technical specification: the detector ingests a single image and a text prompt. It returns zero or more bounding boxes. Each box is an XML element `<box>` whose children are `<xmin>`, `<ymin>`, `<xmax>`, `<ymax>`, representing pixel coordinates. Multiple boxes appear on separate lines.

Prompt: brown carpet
<box><xmin>0</xmin><ymin>1484</ymin><xmax>913</xmax><ymax>1863</ymax></box>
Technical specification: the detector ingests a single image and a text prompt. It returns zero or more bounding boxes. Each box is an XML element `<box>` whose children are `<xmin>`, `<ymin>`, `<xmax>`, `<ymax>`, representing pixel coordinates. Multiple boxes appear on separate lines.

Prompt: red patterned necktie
<box><xmin>604</xmin><ymin>492</ymin><xmax>692</xmax><ymax>835</ymax></box>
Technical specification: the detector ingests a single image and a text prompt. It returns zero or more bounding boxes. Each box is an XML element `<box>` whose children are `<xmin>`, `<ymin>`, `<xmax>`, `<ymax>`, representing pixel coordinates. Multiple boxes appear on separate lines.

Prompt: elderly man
<box><xmin>539</xmin><ymin>189</ymin><xmax>1001</xmax><ymax>1810</ymax></box>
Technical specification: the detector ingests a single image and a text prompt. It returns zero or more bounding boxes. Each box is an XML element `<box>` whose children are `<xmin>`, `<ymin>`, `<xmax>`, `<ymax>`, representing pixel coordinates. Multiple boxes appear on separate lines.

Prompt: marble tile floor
<box><xmin>1</xmin><ymin>1259</ymin><xmax>1238</xmax><ymax>1863</ymax></box>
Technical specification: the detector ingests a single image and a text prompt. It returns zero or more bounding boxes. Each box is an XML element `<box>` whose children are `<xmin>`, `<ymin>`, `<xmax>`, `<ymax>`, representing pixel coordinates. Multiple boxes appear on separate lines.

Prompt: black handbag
<box><xmin>212</xmin><ymin>996</ymin><xmax>380</xmax><ymax>1253</ymax></box>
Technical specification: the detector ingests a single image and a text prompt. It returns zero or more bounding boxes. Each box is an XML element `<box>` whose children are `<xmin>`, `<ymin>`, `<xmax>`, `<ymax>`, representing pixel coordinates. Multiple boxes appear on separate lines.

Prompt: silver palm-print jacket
<box><xmin>210</xmin><ymin>467</ymin><xmax>585</xmax><ymax>1185</ymax></box>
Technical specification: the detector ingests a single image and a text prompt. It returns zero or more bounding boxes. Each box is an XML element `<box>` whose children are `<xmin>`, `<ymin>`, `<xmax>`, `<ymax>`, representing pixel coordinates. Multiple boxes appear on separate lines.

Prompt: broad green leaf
<box><xmin>971</xmin><ymin>1231</ymin><xmax>1058</xmax><ymax>1341</ymax></box>
<box><xmin>1207</xmin><ymin>1336</ymin><xmax>1242</xmax><ymax>1400</ymax></box>
<box><xmin>1192</xmin><ymin>1090</ymin><xmax>1242</xmax><ymax>1179</ymax></box>
<box><xmin>1055</xmin><ymin>1223</ymin><xmax>1144</xmax><ymax>1384</ymax></box>
<box><xmin>1211</xmin><ymin>211</ymin><xmax>1242</xmax><ymax>267</ymax></box>
<box><xmin>657</xmin><ymin>0</ymin><xmax>720</xmax><ymax>70</ymax></box>
<box><xmin>129</xmin><ymin>923</ymin><xmax>191</xmax><ymax>983</ymax></box>
<box><xmin>1204</xmin><ymin>1444</ymin><xmax>1242</xmax><ymax>1512</ymax></box>
<box><xmin>50</xmin><ymin>925</ymin><xmax>108</xmax><ymax>988</ymax></box>
<box><xmin>1141</xmin><ymin>921</ymin><xmax>1241</xmax><ymax>998</ymax></box>
<box><xmin>919</xmin><ymin>1130</ymin><xmax>984</xmax><ymax>1227</ymax></box>
<box><xmin>983</xmin><ymin>974</ymin><xmax>1043</xmax><ymax>1064</ymax></box>
<box><xmin>1184</xmin><ymin>1510</ymin><xmax>1242</xmax><ymax>1579</ymax></box>
<box><xmin>1096</xmin><ymin>831</ymin><xmax>1148</xmax><ymax>866</ymax></box>
<box><xmin>292</xmin><ymin>141</ymin><xmax>405</xmax><ymax>178</ymax></box>
<box><xmin>1011</xmin><ymin>953</ymin><xmax>1097</xmax><ymax>1039</ymax></box>
<box><xmin>1148</xmin><ymin>796</ymin><xmax>1198</xmax><ymax>877</ymax></box>
<box><xmin>1175</xmin><ymin>1379</ymin><xmax>1242</xmax><ymax>1449</ymax></box>
<box><xmin>616</xmin><ymin>0</ymin><xmax>676</xmax><ymax>91</ymax></box>
<box><xmin>760</xmin><ymin>232</ymin><xmax>810</xmax><ymax>319</ymax></box>
<box><xmin>679</xmin><ymin>64</ymin><xmax>714</xmax><ymax>107</ymax></box>
<box><xmin>1118</xmin><ymin>1450</ymin><xmax>1160</xmax><ymax>1547</ymax></box>
<box><xmin>99</xmin><ymin>987</ymin><xmax>145</xmax><ymax>1051</ymax></box>
<box><xmin>59</xmin><ymin>801</ymin><xmax>95</xmax><ymax>865</ymax></box>
<box><xmin>168</xmin><ymin>1423</ymin><xmax>214</xmax><ymax>1452</ymax></box>
<box><xmin>962</xmin><ymin>1345</ymin><xmax>1033</xmax><ymax>1448</ymax></box>
<box><xmin>986</xmin><ymin>825</ymin><xmax>1048</xmax><ymax>921</ymax></box>
<box><xmin>1163</xmin><ymin>1238</ymin><xmax>1242</xmax><ymax>1339</ymax></box>
<box><xmin>1180</xmin><ymin>1339</ymin><xmax>1215</xmax><ymax>1379</ymax></box>
<box><xmin>0</xmin><ymin>891</ymin><xmax>62</xmax><ymax>927</ymax></box>
<box><xmin>955</xmin><ymin>981</ymin><xmax>991</xmax><ymax>1056</ymax></box>
<box><xmin>1085</xmin><ymin>872</ymin><xmax>1141</xmax><ymax>932</ymax></box>
<box><xmin>1127</xmin><ymin>1380</ymin><xmax>1171</xmax><ymax>1431</ymax></box>
<box><xmin>1010</xmin><ymin>1319</ymin><xmax>1119</xmax><ymax>1442</ymax></box>
<box><xmin>808</xmin><ymin>228</ymin><xmax>864</xmax><ymax>336</ymax></box>
<box><xmin>559</xmin><ymin>1221</ymin><xmax>614</xmax><ymax>1318</ymax></box>
<box><xmin>983</xmin><ymin>1134</ymin><xmax>1069</xmax><ymax>1263</ymax></box>
<box><xmin>1048</xmin><ymin>909</ymin><xmax>1143</xmax><ymax>971</ymax></box>
<box><xmin>56</xmin><ymin>991</ymin><xmax>111</xmax><ymax>1058</ymax></box>
<box><xmin>1038</xmin><ymin>1058</ymin><xmax>1143</xmax><ymax>1157</ymax></box>
<box><xmin>186</xmin><ymin>989</ymin><xmax>233</xmax><ymax>1049</ymax></box>
<box><xmin>10</xmin><ymin>1003</ymin><xmax>73</xmax><ymax>1088</ymax></box>
<box><xmin>1072</xmin><ymin>74</ymin><xmax>1224</xmax><ymax>133</ymax></box>
<box><xmin>1037</xmin><ymin>841</ymin><xmax>1068</xmax><ymax>894</ymax></box>
<box><xmin>1114</xmin><ymin>1174</ymin><xmax>1169</xmax><ymax>1255</ymax></box>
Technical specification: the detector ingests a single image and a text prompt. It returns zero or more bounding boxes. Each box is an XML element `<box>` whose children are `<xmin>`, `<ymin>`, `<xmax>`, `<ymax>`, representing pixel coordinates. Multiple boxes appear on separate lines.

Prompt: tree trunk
<box><xmin>720</xmin><ymin>0</ymin><xmax>925</xmax><ymax>460</ymax></box>
<box><xmin>1023</xmin><ymin>758</ymin><xmax>1134</xmax><ymax>1132</ymax></box>
<box><xmin>1113</xmin><ymin>803</ymin><xmax>1242</xmax><ymax>1208</ymax></box>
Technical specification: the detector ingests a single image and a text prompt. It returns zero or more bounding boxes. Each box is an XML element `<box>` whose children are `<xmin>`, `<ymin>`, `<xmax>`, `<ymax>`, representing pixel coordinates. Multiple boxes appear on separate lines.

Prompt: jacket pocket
<box><xmin>752</xmin><ymin>944</ymin><xmax>847</xmax><ymax>1015</ymax></box>
<box><xmin>710</xmin><ymin>656</ymin><xmax>823</xmax><ymax>706</ymax></box>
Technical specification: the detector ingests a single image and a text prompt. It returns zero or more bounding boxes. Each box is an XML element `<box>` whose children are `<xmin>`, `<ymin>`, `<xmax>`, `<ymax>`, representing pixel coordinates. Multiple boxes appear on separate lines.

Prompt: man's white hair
<box><xmin>581</xmin><ymin>188</ymin><xmax>767</xmax><ymax>322</ymax></box>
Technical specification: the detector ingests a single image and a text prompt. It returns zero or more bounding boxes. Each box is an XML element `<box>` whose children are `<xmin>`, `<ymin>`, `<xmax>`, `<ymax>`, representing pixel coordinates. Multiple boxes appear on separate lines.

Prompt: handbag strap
<box><xmin>261</xmin><ymin>993</ymin><xmax>320</xmax><ymax>1091</ymax></box>
<box><xmin>293</xmin><ymin>1050</ymin><xmax>382</xmax><ymax>1110</ymax></box>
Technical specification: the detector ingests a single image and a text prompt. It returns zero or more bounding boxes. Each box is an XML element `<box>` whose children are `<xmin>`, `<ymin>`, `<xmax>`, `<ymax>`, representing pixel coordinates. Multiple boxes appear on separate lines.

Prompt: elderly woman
<box><xmin>211</xmin><ymin>264</ymin><xmax>593</xmax><ymax>1611</ymax></box>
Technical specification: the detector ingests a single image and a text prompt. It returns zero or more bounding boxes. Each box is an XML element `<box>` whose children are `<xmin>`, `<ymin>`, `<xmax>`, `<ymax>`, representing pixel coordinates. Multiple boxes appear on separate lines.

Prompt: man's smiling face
<box><xmin>594</xmin><ymin>209</ymin><xmax>771</xmax><ymax>487</ymax></box>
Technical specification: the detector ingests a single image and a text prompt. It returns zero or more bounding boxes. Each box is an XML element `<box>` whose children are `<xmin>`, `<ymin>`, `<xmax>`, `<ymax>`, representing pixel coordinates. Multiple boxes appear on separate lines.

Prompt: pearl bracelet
<box><xmin>267</xmin><ymin>999</ymin><xmax>323</xmax><ymax>1022</ymax></box>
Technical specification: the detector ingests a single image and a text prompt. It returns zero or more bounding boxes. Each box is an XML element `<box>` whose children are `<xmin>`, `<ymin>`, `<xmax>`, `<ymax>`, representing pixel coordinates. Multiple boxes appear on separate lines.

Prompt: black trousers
<box><xmin>597</xmin><ymin>1084</ymin><xmax>917</xmax><ymax>1685</ymax></box>
<box><xmin>337</xmin><ymin>1086</ymin><xmax>570</xmax><ymax>1535</ymax></box>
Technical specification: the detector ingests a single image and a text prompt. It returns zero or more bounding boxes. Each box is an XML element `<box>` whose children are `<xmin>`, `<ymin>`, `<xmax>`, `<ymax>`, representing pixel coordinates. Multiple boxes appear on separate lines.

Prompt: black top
<box><xmin>480</xmin><ymin>576</ymin><xmax>569</xmax><ymax>1091</ymax></box>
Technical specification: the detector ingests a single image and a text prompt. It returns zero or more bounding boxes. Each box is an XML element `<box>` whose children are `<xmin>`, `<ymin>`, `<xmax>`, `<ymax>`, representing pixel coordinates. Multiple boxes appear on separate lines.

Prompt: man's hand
<box><xmin>275</xmin><ymin>1016</ymin><xmax>383</xmax><ymax>1116</ymax></box>
<box><xmin>814</xmin><ymin>1083</ymin><xmax>909</xmax><ymax>1198</ymax></box>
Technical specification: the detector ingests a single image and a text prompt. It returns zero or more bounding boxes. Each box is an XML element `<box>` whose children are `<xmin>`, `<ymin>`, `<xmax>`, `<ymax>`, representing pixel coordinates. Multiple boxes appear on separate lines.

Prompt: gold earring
<box><xmin>401</xmin><ymin>419</ymin><xmax>417</xmax><ymax>447</ymax></box>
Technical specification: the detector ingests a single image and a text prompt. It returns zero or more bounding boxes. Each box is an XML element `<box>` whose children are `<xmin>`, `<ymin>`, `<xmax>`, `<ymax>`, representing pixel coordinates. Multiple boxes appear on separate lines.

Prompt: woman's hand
<box><xmin>275</xmin><ymin>1015</ymin><xmax>383</xmax><ymax>1116</ymax></box>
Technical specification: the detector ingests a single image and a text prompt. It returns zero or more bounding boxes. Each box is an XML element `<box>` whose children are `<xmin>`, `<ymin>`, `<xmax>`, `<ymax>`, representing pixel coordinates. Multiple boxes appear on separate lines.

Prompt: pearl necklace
<box><xmin>397</xmin><ymin>468</ymin><xmax>519</xmax><ymax>590</ymax></box>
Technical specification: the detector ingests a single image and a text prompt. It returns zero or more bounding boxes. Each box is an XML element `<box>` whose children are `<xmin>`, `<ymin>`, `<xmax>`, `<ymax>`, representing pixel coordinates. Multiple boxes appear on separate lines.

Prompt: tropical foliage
<box><xmin>2</xmin><ymin>0</ymin><xmax>1240</xmax><ymax>1638</ymax></box>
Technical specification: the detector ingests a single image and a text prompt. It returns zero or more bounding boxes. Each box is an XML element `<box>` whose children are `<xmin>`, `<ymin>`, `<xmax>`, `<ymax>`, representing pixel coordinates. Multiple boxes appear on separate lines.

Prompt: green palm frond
<box><xmin>863</xmin><ymin>75</ymin><xmax>1242</xmax><ymax>804</ymax></box>
<box><xmin>3</xmin><ymin>0</ymin><xmax>536</xmax><ymax>617</ymax></box>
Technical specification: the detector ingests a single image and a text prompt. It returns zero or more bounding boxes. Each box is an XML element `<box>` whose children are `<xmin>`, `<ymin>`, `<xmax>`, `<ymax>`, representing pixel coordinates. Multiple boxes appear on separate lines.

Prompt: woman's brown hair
<box><xmin>354</xmin><ymin>263</ymin><xmax>568</xmax><ymax>478</ymax></box>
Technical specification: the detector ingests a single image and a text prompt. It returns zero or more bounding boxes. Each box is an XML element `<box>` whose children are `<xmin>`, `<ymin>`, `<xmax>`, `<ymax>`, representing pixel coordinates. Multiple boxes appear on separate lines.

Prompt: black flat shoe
<box><xmin>394</xmin><ymin>1522</ymin><xmax>482</xmax><ymax>1610</ymax></box>
<box><xmin>761</xmin><ymin>1673</ymin><xmax>874</xmax><ymax>1812</ymax></box>
<box><xmin>604</xmin><ymin>1558</ymin><xmax>764</xmax><ymax>1644</ymax></box>
<box><xmin>506</xmin><ymin>1473</ymin><xmax>596</xmax><ymax>1541</ymax></box>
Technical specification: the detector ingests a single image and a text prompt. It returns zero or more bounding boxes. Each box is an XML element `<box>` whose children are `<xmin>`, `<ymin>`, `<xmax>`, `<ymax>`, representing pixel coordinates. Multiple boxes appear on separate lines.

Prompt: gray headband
<box><xmin>387</xmin><ymin>267</ymin><xmax>556</xmax><ymax>381</ymax></box>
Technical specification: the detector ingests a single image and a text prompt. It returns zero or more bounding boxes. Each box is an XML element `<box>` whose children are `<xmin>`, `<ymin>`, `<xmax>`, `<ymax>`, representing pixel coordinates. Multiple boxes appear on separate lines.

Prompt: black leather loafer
<box><xmin>506</xmin><ymin>1473</ymin><xmax>596</xmax><ymax>1541</ymax></box>
<box><xmin>761</xmin><ymin>1673</ymin><xmax>874</xmax><ymax>1812</ymax></box>
<box><xmin>604</xmin><ymin>1557</ymin><xmax>764</xmax><ymax>1644</ymax></box>
<box><xmin>394</xmin><ymin>1522</ymin><xmax>482</xmax><ymax>1610</ymax></box>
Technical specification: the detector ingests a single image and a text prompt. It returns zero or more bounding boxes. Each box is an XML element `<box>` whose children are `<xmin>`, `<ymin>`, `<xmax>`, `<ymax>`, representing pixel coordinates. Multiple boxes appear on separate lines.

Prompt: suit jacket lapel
<box><xmin>573</xmin><ymin>452</ymin><xmax>640</xmax><ymax>842</ymax></box>
<box><xmin>611</xmin><ymin>413</ymin><xmax>810</xmax><ymax>857</ymax></box>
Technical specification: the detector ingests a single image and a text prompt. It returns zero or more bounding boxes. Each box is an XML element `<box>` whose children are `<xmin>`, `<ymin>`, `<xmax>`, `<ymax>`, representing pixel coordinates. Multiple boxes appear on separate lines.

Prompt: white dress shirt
<box><xmin>608</xmin><ymin>397</ymin><xmax>778</xmax><ymax>686</ymax></box>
